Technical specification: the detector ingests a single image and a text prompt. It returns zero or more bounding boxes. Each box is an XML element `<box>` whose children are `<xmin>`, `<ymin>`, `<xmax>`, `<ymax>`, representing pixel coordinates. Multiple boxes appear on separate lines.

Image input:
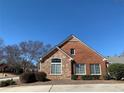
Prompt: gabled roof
<box><xmin>0</xmin><ymin>63</ymin><xmax>8</xmax><ymax>68</ymax></box>
<box><xmin>107</xmin><ymin>56</ymin><xmax>124</xmax><ymax>64</ymax></box>
<box><xmin>56</xmin><ymin>47</ymin><xmax>73</xmax><ymax>59</ymax></box>
<box><xmin>40</xmin><ymin>46</ymin><xmax>72</xmax><ymax>62</ymax></box>
<box><xmin>40</xmin><ymin>35</ymin><xmax>106</xmax><ymax>62</ymax></box>
<box><xmin>57</xmin><ymin>34</ymin><xmax>106</xmax><ymax>59</ymax></box>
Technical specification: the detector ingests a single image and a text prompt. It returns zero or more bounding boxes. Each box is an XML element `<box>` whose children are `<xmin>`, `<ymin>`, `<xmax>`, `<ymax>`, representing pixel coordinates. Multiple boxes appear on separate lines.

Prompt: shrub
<box><xmin>81</xmin><ymin>75</ymin><xmax>93</xmax><ymax>80</ymax></box>
<box><xmin>20</xmin><ymin>72</ymin><xmax>36</xmax><ymax>83</ymax></box>
<box><xmin>81</xmin><ymin>75</ymin><xmax>87</xmax><ymax>80</ymax></box>
<box><xmin>0</xmin><ymin>81</ymin><xmax>9</xmax><ymax>87</ymax></box>
<box><xmin>71</xmin><ymin>75</ymin><xmax>78</xmax><ymax>80</ymax></box>
<box><xmin>104</xmin><ymin>74</ymin><xmax>112</xmax><ymax>80</ymax></box>
<box><xmin>93</xmin><ymin>75</ymin><xmax>100</xmax><ymax>80</ymax></box>
<box><xmin>81</xmin><ymin>75</ymin><xmax>100</xmax><ymax>80</ymax></box>
<box><xmin>20</xmin><ymin>72</ymin><xmax>48</xmax><ymax>83</ymax></box>
<box><xmin>15</xmin><ymin>68</ymin><xmax>23</xmax><ymax>75</ymax></box>
<box><xmin>35</xmin><ymin>72</ymin><xmax>47</xmax><ymax>81</ymax></box>
<box><xmin>7</xmin><ymin>79</ymin><xmax>16</xmax><ymax>85</ymax></box>
<box><xmin>0</xmin><ymin>79</ymin><xmax>16</xmax><ymax>87</ymax></box>
<box><xmin>108</xmin><ymin>63</ymin><xmax>124</xmax><ymax>80</ymax></box>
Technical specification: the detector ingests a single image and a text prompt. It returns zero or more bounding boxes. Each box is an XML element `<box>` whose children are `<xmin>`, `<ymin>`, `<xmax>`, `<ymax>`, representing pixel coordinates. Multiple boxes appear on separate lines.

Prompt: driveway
<box><xmin>0</xmin><ymin>84</ymin><xmax>124</xmax><ymax>92</ymax></box>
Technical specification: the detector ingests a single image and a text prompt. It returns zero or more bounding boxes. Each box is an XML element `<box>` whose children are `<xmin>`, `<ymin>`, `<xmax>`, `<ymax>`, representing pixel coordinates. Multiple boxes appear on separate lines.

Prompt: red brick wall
<box><xmin>40</xmin><ymin>36</ymin><xmax>107</xmax><ymax>80</ymax></box>
<box><xmin>60</xmin><ymin>37</ymin><xmax>107</xmax><ymax>79</ymax></box>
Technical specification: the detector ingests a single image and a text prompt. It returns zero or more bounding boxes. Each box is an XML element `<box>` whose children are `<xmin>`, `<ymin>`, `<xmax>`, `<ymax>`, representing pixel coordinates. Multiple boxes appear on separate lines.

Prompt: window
<box><xmin>75</xmin><ymin>64</ymin><xmax>86</xmax><ymax>75</ymax></box>
<box><xmin>51</xmin><ymin>58</ymin><xmax>61</xmax><ymax>75</ymax></box>
<box><xmin>70</xmin><ymin>48</ymin><xmax>75</xmax><ymax>55</ymax></box>
<box><xmin>90</xmin><ymin>64</ymin><xmax>100</xmax><ymax>75</ymax></box>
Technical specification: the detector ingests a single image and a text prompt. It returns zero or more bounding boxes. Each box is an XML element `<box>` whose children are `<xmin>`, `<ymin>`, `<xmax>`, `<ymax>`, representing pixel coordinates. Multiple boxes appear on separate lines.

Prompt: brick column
<box><xmin>86</xmin><ymin>64</ymin><xmax>90</xmax><ymax>75</ymax></box>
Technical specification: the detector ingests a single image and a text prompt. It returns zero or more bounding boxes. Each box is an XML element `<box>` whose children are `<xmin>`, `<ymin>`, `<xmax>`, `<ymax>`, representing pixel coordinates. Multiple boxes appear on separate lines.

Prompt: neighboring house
<box><xmin>107</xmin><ymin>56</ymin><xmax>124</xmax><ymax>64</ymax></box>
<box><xmin>0</xmin><ymin>63</ymin><xmax>8</xmax><ymax>72</ymax></box>
<box><xmin>0</xmin><ymin>63</ymin><xmax>20</xmax><ymax>73</ymax></box>
<box><xmin>39</xmin><ymin>35</ymin><xmax>108</xmax><ymax>80</ymax></box>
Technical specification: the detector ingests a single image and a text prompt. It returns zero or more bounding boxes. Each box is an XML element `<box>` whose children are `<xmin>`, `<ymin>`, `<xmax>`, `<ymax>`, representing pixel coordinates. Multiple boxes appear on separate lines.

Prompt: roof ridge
<box><xmin>40</xmin><ymin>46</ymin><xmax>73</xmax><ymax>61</ymax></box>
<box><xmin>57</xmin><ymin>34</ymin><xmax>106</xmax><ymax>59</ymax></box>
<box><xmin>72</xmin><ymin>35</ymin><xmax>106</xmax><ymax>59</ymax></box>
<box><xmin>40</xmin><ymin>34</ymin><xmax>106</xmax><ymax>62</ymax></box>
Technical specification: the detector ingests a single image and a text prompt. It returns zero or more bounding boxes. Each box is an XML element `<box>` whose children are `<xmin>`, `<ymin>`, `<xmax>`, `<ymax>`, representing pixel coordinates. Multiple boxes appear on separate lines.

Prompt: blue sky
<box><xmin>0</xmin><ymin>0</ymin><xmax>124</xmax><ymax>56</ymax></box>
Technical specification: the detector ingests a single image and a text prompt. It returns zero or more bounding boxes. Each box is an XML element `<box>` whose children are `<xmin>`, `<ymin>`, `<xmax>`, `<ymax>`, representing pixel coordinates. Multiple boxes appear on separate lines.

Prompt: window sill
<box><xmin>75</xmin><ymin>74</ymin><xmax>86</xmax><ymax>75</ymax></box>
<box><xmin>50</xmin><ymin>74</ymin><xmax>62</xmax><ymax>76</ymax></box>
<box><xmin>90</xmin><ymin>74</ymin><xmax>101</xmax><ymax>75</ymax></box>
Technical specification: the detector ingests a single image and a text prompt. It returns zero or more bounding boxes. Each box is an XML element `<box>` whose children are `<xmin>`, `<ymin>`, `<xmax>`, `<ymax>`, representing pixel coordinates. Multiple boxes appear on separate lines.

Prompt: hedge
<box><xmin>0</xmin><ymin>79</ymin><xmax>16</xmax><ymax>87</ymax></box>
<box><xmin>108</xmin><ymin>63</ymin><xmax>124</xmax><ymax>80</ymax></box>
<box><xmin>71</xmin><ymin>75</ymin><xmax>100</xmax><ymax>80</ymax></box>
<box><xmin>19</xmin><ymin>72</ymin><xmax>47</xmax><ymax>83</ymax></box>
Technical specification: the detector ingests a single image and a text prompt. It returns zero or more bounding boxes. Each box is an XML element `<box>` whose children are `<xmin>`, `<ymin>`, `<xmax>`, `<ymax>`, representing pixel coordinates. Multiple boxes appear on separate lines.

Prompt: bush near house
<box><xmin>103</xmin><ymin>74</ymin><xmax>112</xmax><ymax>80</ymax></box>
<box><xmin>81</xmin><ymin>75</ymin><xmax>100</xmax><ymax>80</ymax></box>
<box><xmin>71</xmin><ymin>75</ymin><xmax>78</xmax><ymax>80</ymax></box>
<box><xmin>108</xmin><ymin>63</ymin><xmax>124</xmax><ymax>80</ymax></box>
<box><xmin>81</xmin><ymin>75</ymin><xmax>91</xmax><ymax>80</ymax></box>
<box><xmin>0</xmin><ymin>79</ymin><xmax>16</xmax><ymax>87</ymax></box>
<box><xmin>20</xmin><ymin>72</ymin><xmax>36</xmax><ymax>83</ymax></box>
<box><xmin>71</xmin><ymin>75</ymin><xmax>100</xmax><ymax>80</ymax></box>
<box><xmin>19</xmin><ymin>72</ymin><xmax>47</xmax><ymax>83</ymax></box>
<box><xmin>35</xmin><ymin>72</ymin><xmax>47</xmax><ymax>81</ymax></box>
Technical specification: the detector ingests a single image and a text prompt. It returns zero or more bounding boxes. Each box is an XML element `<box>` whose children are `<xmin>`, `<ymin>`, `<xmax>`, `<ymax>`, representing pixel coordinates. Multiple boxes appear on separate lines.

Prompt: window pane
<box><xmin>90</xmin><ymin>64</ymin><xmax>95</xmax><ymax>74</ymax></box>
<box><xmin>51</xmin><ymin>64</ymin><xmax>56</xmax><ymax>74</ymax></box>
<box><xmin>75</xmin><ymin>64</ymin><xmax>79</xmax><ymax>74</ymax></box>
<box><xmin>90</xmin><ymin>64</ymin><xmax>100</xmax><ymax>75</ymax></box>
<box><xmin>80</xmin><ymin>64</ymin><xmax>85</xmax><ymax>74</ymax></box>
<box><xmin>56</xmin><ymin>64</ymin><xmax>61</xmax><ymax>74</ymax></box>
<box><xmin>70</xmin><ymin>49</ymin><xmax>75</xmax><ymax>55</ymax></box>
<box><xmin>52</xmin><ymin>59</ymin><xmax>61</xmax><ymax>63</ymax></box>
<box><xmin>75</xmin><ymin>64</ymin><xmax>85</xmax><ymax>74</ymax></box>
<box><xmin>95</xmin><ymin>64</ymin><xmax>100</xmax><ymax>74</ymax></box>
<box><xmin>51</xmin><ymin>58</ymin><xmax>61</xmax><ymax>75</ymax></box>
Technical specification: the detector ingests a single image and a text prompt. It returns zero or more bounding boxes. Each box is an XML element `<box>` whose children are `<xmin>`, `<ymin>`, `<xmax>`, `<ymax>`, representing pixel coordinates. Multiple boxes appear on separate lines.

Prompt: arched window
<box><xmin>51</xmin><ymin>58</ymin><xmax>62</xmax><ymax>75</ymax></box>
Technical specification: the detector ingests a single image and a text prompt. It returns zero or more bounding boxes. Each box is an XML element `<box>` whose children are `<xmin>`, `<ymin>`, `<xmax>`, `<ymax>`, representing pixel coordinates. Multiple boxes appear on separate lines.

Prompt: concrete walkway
<box><xmin>0</xmin><ymin>77</ymin><xmax>19</xmax><ymax>81</ymax></box>
<box><xmin>0</xmin><ymin>85</ymin><xmax>52</xmax><ymax>92</ymax></box>
<box><xmin>0</xmin><ymin>84</ymin><xmax>124</xmax><ymax>92</ymax></box>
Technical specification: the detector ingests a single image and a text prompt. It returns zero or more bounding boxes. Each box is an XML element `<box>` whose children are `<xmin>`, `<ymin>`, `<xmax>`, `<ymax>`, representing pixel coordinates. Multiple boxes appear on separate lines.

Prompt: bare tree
<box><xmin>0</xmin><ymin>38</ymin><xmax>4</xmax><ymax>62</ymax></box>
<box><xmin>3</xmin><ymin>40</ymin><xmax>51</xmax><ymax>73</ymax></box>
<box><xmin>4</xmin><ymin>45</ymin><xmax>21</xmax><ymax>67</ymax></box>
<box><xmin>19</xmin><ymin>40</ymin><xmax>51</xmax><ymax>64</ymax></box>
<box><xmin>19</xmin><ymin>59</ymin><xmax>35</xmax><ymax>72</ymax></box>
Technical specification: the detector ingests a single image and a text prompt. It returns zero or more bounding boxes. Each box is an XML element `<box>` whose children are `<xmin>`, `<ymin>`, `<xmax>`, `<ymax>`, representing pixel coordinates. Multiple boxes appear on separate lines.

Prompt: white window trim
<box><xmin>75</xmin><ymin>64</ymin><xmax>86</xmax><ymax>75</ymax></box>
<box><xmin>39</xmin><ymin>62</ymin><xmax>42</xmax><ymax>72</ymax></box>
<box><xmin>50</xmin><ymin>58</ymin><xmax>62</xmax><ymax>75</ymax></box>
<box><xmin>90</xmin><ymin>64</ymin><xmax>101</xmax><ymax>75</ymax></box>
<box><xmin>70</xmin><ymin>48</ymin><xmax>75</xmax><ymax>55</ymax></box>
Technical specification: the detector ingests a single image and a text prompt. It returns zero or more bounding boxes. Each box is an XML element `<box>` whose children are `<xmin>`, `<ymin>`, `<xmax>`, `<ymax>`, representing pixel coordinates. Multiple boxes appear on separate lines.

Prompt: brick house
<box><xmin>39</xmin><ymin>35</ymin><xmax>108</xmax><ymax>80</ymax></box>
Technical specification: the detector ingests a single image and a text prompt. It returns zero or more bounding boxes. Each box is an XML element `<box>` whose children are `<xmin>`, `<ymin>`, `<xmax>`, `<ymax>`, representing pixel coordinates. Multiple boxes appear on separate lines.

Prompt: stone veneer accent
<box><xmin>40</xmin><ymin>50</ymin><xmax>72</xmax><ymax>80</ymax></box>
